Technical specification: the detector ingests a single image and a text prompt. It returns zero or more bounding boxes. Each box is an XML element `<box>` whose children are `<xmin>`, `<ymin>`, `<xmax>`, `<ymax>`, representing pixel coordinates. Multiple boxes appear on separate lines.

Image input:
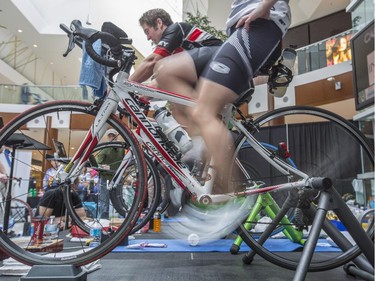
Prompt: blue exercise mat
<box><xmin>112</xmin><ymin>238</ymin><xmax>341</xmax><ymax>253</ymax></box>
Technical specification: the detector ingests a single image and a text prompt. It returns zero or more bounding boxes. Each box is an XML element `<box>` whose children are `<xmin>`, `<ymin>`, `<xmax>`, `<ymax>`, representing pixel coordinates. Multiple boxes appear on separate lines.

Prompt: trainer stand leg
<box><xmin>344</xmin><ymin>263</ymin><xmax>374</xmax><ymax>281</ymax></box>
<box><xmin>242</xmin><ymin>190</ymin><xmax>299</xmax><ymax>264</ymax></box>
<box><xmin>293</xmin><ymin>185</ymin><xmax>374</xmax><ymax>281</ymax></box>
<box><xmin>331</xmin><ymin>187</ymin><xmax>374</xmax><ymax>266</ymax></box>
<box><xmin>20</xmin><ymin>264</ymin><xmax>87</xmax><ymax>281</ymax></box>
<box><xmin>293</xmin><ymin>190</ymin><xmax>332</xmax><ymax>281</ymax></box>
<box><xmin>303</xmin><ymin>204</ymin><xmax>374</xmax><ymax>273</ymax></box>
<box><xmin>331</xmin><ymin>187</ymin><xmax>374</xmax><ymax>280</ymax></box>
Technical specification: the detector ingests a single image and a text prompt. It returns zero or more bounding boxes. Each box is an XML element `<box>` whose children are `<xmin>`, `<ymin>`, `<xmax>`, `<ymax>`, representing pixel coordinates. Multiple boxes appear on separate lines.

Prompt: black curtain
<box><xmin>239</xmin><ymin>120</ymin><xmax>362</xmax><ymax>195</ymax></box>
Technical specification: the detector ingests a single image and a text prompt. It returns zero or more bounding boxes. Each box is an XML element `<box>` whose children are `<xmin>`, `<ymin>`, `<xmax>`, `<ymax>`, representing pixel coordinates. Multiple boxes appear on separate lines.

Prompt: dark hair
<box><xmin>139</xmin><ymin>8</ymin><xmax>173</xmax><ymax>28</ymax></box>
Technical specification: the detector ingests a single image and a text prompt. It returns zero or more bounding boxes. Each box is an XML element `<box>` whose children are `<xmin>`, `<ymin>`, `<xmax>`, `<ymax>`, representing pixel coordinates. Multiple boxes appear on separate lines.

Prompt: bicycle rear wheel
<box><xmin>232</xmin><ymin>105</ymin><xmax>374</xmax><ymax>271</ymax></box>
<box><xmin>0</xmin><ymin>100</ymin><xmax>147</xmax><ymax>266</ymax></box>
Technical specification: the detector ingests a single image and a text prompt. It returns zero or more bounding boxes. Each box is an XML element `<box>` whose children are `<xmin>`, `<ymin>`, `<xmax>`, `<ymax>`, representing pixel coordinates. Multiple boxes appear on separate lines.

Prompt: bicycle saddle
<box><xmin>233</xmin><ymin>80</ymin><xmax>255</xmax><ymax>107</ymax></box>
<box><xmin>101</xmin><ymin>22</ymin><xmax>132</xmax><ymax>45</ymax></box>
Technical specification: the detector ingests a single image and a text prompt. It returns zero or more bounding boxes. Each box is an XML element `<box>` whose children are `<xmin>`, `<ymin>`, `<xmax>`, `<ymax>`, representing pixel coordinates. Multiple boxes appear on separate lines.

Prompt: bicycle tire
<box><xmin>0</xmin><ymin>100</ymin><xmax>147</xmax><ymax>266</ymax></box>
<box><xmin>232</xmin><ymin>105</ymin><xmax>374</xmax><ymax>271</ymax></box>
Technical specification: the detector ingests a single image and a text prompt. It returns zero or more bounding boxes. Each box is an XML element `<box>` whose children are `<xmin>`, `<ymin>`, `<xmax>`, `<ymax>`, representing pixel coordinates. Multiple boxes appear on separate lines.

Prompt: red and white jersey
<box><xmin>154</xmin><ymin>22</ymin><xmax>222</xmax><ymax>57</ymax></box>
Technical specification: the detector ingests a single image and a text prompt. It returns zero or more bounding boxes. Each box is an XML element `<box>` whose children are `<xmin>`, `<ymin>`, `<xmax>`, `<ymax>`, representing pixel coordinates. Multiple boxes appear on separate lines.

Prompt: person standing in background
<box><xmin>95</xmin><ymin>129</ymin><xmax>125</xmax><ymax>219</ymax></box>
<box><xmin>43</xmin><ymin>159</ymin><xmax>59</xmax><ymax>191</ymax></box>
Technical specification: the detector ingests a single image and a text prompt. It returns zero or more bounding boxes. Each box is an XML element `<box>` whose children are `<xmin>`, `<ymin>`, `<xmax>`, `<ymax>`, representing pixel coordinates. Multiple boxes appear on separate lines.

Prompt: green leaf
<box><xmin>185</xmin><ymin>11</ymin><xmax>227</xmax><ymax>42</ymax></box>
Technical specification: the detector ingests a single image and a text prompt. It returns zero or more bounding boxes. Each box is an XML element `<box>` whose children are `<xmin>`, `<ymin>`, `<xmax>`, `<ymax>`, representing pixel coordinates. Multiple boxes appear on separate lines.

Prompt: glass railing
<box><xmin>0</xmin><ymin>25</ymin><xmax>368</xmax><ymax>105</ymax></box>
<box><xmin>0</xmin><ymin>84</ymin><xmax>95</xmax><ymax>105</ymax></box>
<box><xmin>295</xmin><ymin>26</ymin><xmax>362</xmax><ymax>75</ymax></box>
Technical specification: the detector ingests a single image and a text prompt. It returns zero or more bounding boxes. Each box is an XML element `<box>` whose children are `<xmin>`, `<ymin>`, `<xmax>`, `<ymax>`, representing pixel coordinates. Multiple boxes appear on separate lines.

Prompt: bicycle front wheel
<box><xmin>232</xmin><ymin>105</ymin><xmax>374</xmax><ymax>271</ymax></box>
<box><xmin>0</xmin><ymin>100</ymin><xmax>147</xmax><ymax>266</ymax></box>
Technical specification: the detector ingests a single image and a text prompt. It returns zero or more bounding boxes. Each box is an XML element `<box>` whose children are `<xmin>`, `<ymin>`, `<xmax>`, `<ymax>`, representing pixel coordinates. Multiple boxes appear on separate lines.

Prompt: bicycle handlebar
<box><xmin>60</xmin><ymin>20</ymin><xmax>133</xmax><ymax>68</ymax></box>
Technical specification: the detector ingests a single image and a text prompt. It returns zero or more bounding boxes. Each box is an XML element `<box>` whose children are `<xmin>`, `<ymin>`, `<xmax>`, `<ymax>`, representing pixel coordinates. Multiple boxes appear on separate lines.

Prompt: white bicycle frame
<box><xmin>64</xmin><ymin>70</ymin><xmax>311</xmax><ymax>204</ymax></box>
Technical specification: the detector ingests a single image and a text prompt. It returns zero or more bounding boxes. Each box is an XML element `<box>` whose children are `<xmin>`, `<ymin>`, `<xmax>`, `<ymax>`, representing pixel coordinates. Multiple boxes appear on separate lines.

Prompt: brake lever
<box><xmin>62</xmin><ymin>35</ymin><xmax>76</xmax><ymax>57</ymax></box>
<box><xmin>60</xmin><ymin>23</ymin><xmax>76</xmax><ymax>57</ymax></box>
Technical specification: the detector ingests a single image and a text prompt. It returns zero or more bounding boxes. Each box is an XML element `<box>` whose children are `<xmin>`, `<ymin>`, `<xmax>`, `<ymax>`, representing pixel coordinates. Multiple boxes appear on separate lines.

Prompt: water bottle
<box><xmin>44</xmin><ymin>216</ymin><xmax>58</xmax><ymax>243</ymax></box>
<box><xmin>153</xmin><ymin>207</ymin><xmax>162</xmax><ymax>233</ymax></box>
<box><xmin>29</xmin><ymin>223</ymin><xmax>34</xmax><ymax>237</ymax></box>
<box><xmin>153</xmin><ymin>106</ymin><xmax>193</xmax><ymax>154</ymax></box>
<box><xmin>89</xmin><ymin>221</ymin><xmax>102</xmax><ymax>247</ymax></box>
<box><xmin>268</xmin><ymin>47</ymin><xmax>296</xmax><ymax>98</ymax></box>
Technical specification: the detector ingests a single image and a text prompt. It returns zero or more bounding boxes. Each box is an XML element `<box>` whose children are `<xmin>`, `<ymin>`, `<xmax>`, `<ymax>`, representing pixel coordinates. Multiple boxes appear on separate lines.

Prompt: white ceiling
<box><xmin>0</xmin><ymin>0</ymin><xmax>351</xmax><ymax>86</ymax></box>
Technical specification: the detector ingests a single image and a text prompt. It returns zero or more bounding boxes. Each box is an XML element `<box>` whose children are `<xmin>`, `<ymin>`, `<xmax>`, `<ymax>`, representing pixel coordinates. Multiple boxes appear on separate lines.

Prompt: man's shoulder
<box><xmin>40</xmin><ymin>188</ymin><xmax>61</xmax><ymax>204</ymax></box>
<box><xmin>43</xmin><ymin>188</ymin><xmax>62</xmax><ymax>197</ymax></box>
<box><xmin>164</xmin><ymin>23</ymin><xmax>181</xmax><ymax>34</ymax></box>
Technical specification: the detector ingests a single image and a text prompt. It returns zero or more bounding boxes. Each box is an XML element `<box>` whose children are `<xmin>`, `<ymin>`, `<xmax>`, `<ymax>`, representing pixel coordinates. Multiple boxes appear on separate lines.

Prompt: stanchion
<box><xmin>20</xmin><ymin>264</ymin><xmax>87</xmax><ymax>281</ymax></box>
<box><xmin>344</xmin><ymin>263</ymin><xmax>374</xmax><ymax>281</ymax></box>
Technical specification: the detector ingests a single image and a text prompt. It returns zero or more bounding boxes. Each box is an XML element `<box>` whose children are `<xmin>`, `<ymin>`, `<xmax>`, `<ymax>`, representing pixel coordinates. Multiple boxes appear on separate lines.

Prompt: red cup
<box><xmin>31</xmin><ymin>217</ymin><xmax>48</xmax><ymax>244</ymax></box>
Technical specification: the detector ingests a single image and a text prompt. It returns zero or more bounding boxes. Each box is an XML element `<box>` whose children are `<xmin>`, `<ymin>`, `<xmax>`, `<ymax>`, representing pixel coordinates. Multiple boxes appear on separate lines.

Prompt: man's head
<box><xmin>139</xmin><ymin>8</ymin><xmax>173</xmax><ymax>44</ymax></box>
<box><xmin>50</xmin><ymin>159</ymin><xmax>59</xmax><ymax>168</ymax></box>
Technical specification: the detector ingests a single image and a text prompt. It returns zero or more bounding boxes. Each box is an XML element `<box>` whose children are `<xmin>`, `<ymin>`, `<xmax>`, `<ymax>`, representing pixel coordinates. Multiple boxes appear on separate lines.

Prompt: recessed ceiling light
<box><xmin>33</xmin><ymin>44</ymin><xmax>38</xmax><ymax>48</ymax></box>
<box><xmin>18</xmin><ymin>29</ymin><xmax>23</xmax><ymax>33</ymax></box>
<box><xmin>50</xmin><ymin>62</ymin><xmax>54</xmax><ymax>65</ymax></box>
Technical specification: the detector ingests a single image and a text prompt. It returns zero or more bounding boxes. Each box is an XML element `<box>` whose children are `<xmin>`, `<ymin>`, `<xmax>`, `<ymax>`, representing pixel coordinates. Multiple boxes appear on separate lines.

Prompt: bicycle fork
<box><xmin>62</xmin><ymin>91</ymin><xmax>120</xmax><ymax>179</ymax></box>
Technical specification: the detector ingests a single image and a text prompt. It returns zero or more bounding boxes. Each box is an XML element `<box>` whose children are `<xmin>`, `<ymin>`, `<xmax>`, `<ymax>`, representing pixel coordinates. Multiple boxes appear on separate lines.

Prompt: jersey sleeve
<box><xmin>72</xmin><ymin>190</ymin><xmax>83</xmax><ymax>209</ymax></box>
<box><xmin>153</xmin><ymin>23</ymin><xmax>184</xmax><ymax>57</ymax></box>
<box><xmin>39</xmin><ymin>189</ymin><xmax>56</xmax><ymax>208</ymax></box>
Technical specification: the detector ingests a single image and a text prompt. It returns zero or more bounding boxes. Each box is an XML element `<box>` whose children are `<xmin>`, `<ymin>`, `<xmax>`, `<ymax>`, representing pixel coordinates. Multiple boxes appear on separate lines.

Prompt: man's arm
<box><xmin>74</xmin><ymin>207</ymin><xmax>86</xmax><ymax>219</ymax></box>
<box><xmin>38</xmin><ymin>205</ymin><xmax>53</xmax><ymax>218</ymax></box>
<box><xmin>0</xmin><ymin>160</ymin><xmax>6</xmax><ymax>175</ymax></box>
<box><xmin>129</xmin><ymin>53</ymin><xmax>163</xmax><ymax>83</ymax></box>
<box><xmin>0</xmin><ymin>161</ymin><xmax>7</xmax><ymax>183</ymax></box>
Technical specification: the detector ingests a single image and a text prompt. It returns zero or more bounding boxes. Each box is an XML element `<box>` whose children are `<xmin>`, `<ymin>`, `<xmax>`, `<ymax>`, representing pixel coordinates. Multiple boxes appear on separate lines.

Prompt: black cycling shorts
<box><xmin>187</xmin><ymin>45</ymin><xmax>221</xmax><ymax>77</ymax></box>
<box><xmin>201</xmin><ymin>18</ymin><xmax>282</xmax><ymax>95</ymax></box>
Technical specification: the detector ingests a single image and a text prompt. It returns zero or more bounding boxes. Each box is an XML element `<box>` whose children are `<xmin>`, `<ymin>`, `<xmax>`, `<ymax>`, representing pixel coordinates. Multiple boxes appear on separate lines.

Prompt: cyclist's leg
<box><xmin>154</xmin><ymin>46</ymin><xmax>219</xmax><ymax>134</ymax></box>
<box><xmin>193</xmin><ymin>22</ymin><xmax>282</xmax><ymax>191</ymax></box>
<box><xmin>154</xmin><ymin>51</ymin><xmax>197</xmax><ymax>130</ymax></box>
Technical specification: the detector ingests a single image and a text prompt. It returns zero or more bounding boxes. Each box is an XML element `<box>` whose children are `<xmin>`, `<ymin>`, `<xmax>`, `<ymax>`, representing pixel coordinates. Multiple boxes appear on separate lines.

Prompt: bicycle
<box><xmin>0</xmin><ymin>20</ymin><xmax>373</xmax><ymax>280</ymax></box>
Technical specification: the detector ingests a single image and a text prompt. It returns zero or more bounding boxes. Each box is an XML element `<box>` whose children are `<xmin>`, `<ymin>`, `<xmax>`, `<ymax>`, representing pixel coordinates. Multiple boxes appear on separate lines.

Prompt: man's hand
<box><xmin>235</xmin><ymin>0</ymin><xmax>278</xmax><ymax>30</ymax></box>
<box><xmin>0</xmin><ymin>173</ymin><xmax>8</xmax><ymax>184</ymax></box>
